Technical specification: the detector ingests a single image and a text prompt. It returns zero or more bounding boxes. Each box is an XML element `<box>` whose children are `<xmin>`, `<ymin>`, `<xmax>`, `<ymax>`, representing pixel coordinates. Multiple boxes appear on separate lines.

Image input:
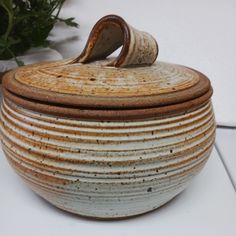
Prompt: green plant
<box><xmin>0</xmin><ymin>0</ymin><xmax>78</xmax><ymax>65</ymax></box>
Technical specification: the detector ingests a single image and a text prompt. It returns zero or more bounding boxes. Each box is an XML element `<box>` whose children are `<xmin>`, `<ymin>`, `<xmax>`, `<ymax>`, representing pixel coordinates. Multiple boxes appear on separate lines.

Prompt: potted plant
<box><xmin>0</xmin><ymin>0</ymin><xmax>78</xmax><ymax>74</ymax></box>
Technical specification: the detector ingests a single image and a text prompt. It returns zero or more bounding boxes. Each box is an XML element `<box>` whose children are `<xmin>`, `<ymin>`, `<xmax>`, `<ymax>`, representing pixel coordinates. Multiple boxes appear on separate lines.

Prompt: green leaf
<box><xmin>6</xmin><ymin>36</ymin><xmax>21</xmax><ymax>45</ymax></box>
<box><xmin>0</xmin><ymin>37</ymin><xmax>7</xmax><ymax>47</ymax></box>
<box><xmin>63</xmin><ymin>17</ymin><xmax>79</xmax><ymax>27</ymax></box>
<box><xmin>0</xmin><ymin>0</ymin><xmax>78</xmax><ymax>60</ymax></box>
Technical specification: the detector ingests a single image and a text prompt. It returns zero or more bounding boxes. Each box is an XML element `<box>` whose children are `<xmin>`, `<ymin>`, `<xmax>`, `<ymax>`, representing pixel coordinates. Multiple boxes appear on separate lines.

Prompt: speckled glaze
<box><xmin>0</xmin><ymin>15</ymin><xmax>216</xmax><ymax>219</ymax></box>
<box><xmin>0</xmin><ymin>99</ymin><xmax>215</xmax><ymax>218</ymax></box>
<box><xmin>3</xmin><ymin>60</ymin><xmax>212</xmax><ymax>120</ymax></box>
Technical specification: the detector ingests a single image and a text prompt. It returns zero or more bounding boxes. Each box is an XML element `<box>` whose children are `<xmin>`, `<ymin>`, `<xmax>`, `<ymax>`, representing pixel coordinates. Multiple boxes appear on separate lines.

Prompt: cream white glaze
<box><xmin>0</xmin><ymin>100</ymin><xmax>215</xmax><ymax>219</ymax></box>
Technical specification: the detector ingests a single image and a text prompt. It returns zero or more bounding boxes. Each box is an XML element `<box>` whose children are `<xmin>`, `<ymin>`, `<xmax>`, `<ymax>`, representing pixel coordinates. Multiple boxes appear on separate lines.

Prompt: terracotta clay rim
<box><xmin>2</xmin><ymin>66</ymin><xmax>211</xmax><ymax>109</ymax></box>
<box><xmin>3</xmin><ymin>86</ymin><xmax>213</xmax><ymax>121</ymax></box>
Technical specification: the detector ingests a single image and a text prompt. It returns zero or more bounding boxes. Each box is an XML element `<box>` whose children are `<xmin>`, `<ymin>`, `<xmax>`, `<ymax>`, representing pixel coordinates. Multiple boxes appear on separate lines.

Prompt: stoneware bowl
<box><xmin>0</xmin><ymin>15</ymin><xmax>216</xmax><ymax>219</ymax></box>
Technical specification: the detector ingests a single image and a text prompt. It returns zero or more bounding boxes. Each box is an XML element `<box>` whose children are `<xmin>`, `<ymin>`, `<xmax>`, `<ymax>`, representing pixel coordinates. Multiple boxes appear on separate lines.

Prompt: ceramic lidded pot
<box><xmin>0</xmin><ymin>15</ymin><xmax>216</xmax><ymax>219</ymax></box>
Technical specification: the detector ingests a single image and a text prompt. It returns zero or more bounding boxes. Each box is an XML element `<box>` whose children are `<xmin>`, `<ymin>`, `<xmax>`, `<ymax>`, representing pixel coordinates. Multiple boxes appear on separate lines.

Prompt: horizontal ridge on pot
<box><xmin>1</xmin><ymin>99</ymin><xmax>215</xmax><ymax>218</ymax></box>
<box><xmin>2</xmin><ymin>60</ymin><xmax>212</xmax><ymax>120</ymax></box>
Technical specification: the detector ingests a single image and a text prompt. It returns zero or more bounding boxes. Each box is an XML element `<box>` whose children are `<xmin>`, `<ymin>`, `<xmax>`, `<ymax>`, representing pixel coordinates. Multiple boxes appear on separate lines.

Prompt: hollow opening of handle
<box><xmin>75</xmin><ymin>15</ymin><xmax>130</xmax><ymax>67</ymax></box>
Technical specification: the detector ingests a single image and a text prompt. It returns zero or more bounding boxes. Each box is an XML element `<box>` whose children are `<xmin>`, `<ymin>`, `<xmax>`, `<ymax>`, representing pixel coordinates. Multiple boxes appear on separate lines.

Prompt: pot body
<box><xmin>0</xmin><ymin>99</ymin><xmax>215</xmax><ymax>219</ymax></box>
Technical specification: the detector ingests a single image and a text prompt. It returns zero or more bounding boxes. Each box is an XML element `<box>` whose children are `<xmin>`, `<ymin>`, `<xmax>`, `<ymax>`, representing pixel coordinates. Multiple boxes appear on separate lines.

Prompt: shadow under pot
<box><xmin>0</xmin><ymin>15</ymin><xmax>216</xmax><ymax>219</ymax></box>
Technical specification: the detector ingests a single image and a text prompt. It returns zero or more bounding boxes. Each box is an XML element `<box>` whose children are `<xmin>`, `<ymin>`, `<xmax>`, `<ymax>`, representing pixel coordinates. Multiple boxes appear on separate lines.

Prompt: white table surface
<box><xmin>49</xmin><ymin>0</ymin><xmax>236</xmax><ymax>127</ymax></box>
<box><xmin>1</xmin><ymin>143</ymin><xmax>235</xmax><ymax>236</ymax></box>
<box><xmin>216</xmin><ymin>128</ymin><xmax>236</xmax><ymax>190</ymax></box>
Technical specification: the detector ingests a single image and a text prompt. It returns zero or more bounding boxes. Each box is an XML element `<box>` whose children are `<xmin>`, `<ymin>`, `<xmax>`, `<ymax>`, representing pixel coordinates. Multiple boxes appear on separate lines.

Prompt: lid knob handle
<box><xmin>73</xmin><ymin>15</ymin><xmax>158</xmax><ymax>67</ymax></box>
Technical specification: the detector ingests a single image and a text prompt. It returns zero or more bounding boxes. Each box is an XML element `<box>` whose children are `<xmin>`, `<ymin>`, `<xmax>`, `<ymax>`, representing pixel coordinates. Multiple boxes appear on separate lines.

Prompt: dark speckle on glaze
<box><xmin>147</xmin><ymin>187</ymin><xmax>152</xmax><ymax>192</ymax></box>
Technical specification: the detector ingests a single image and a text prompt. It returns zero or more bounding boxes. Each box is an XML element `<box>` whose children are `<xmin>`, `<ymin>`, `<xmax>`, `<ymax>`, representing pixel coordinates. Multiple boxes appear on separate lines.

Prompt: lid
<box><xmin>2</xmin><ymin>15</ymin><xmax>212</xmax><ymax>121</ymax></box>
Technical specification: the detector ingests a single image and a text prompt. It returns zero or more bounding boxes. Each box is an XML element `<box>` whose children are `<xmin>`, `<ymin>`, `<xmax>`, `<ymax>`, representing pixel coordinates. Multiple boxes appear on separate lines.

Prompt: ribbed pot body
<box><xmin>0</xmin><ymin>99</ymin><xmax>216</xmax><ymax>219</ymax></box>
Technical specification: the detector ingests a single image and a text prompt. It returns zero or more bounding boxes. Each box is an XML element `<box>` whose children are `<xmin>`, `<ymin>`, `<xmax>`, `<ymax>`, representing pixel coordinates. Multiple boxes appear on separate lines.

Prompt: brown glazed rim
<box><xmin>2</xmin><ymin>67</ymin><xmax>211</xmax><ymax>110</ymax></box>
<box><xmin>3</xmin><ymin>86</ymin><xmax>213</xmax><ymax>121</ymax></box>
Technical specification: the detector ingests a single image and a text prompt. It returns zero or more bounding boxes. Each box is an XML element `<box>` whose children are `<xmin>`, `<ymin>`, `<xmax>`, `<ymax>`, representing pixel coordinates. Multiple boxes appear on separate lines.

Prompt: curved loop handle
<box><xmin>73</xmin><ymin>15</ymin><xmax>158</xmax><ymax>67</ymax></box>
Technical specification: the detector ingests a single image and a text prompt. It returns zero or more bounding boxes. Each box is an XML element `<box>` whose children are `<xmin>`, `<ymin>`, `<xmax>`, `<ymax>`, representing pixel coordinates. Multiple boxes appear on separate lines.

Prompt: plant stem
<box><xmin>6</xmin><ymin>47</ymin><xmax>23</xmax><ymax>66</ymax></box>
<box><xmin>2</xmin><ymin>5</ymin><xmax>13</xmax><ymax>40</ymax></box>
<box><xmin>54</xmin><ymin>0</ymin><xmax>64</xmax><ymax>19</ymax></box>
